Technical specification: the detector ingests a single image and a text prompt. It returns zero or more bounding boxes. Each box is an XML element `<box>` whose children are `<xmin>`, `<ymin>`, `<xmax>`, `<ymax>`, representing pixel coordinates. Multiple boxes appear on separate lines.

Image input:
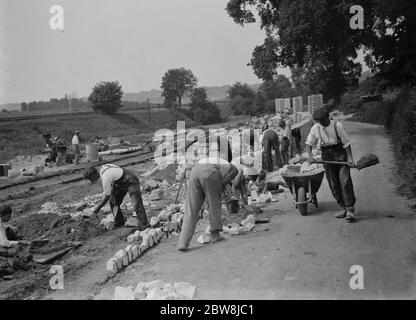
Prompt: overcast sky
<box><xmin>0</xmin><ymin>0</ymin><xmax>291</xmax><ymax>104</ymax></box>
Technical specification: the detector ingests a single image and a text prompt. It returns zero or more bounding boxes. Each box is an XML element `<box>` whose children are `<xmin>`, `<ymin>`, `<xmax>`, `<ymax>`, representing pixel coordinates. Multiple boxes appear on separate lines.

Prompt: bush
<box><xmin>88</xmin><ymin>81</ymin><xmax>124</xmax><ymax>114</ymax></box>
<box><xmin>338</xmin><ymin>92</ymin><xmax>362</xmax><ymax>115</ymax></box>
<box><xmin>193</xmin><ymin>102</ymin><xmax>222</xmax><ymax>125</ymax></box>
<box><xmin>388</xmin><ymin>87</ymin><xmax>416</xmax><ymax>193</ymax></box>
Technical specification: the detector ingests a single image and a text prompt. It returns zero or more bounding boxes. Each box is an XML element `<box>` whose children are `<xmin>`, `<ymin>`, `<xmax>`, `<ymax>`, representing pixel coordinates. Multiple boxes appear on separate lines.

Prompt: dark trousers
<box><xmin>263</xmin><ymin>131</ymin><xmax>283</xmax><ymax>171</ymax></box>
<box><xmin>292</xmin><ymin>137</ymin><xmax>302</xmax><ymax>156</ymax></box>
<box><xmin>322</xmin><ymin>145</ymin><xmax>356</xmax><ymax>212</ymax></box>
<box><xmin>281</xmin><ymin>137</ymin><xmax>290</xmax><ymax>165</ymax></box>
<box><xmin>5</xmin><ymin>226</ymin><xmax>18</xmax><ymax>241</ymax></box>
<box><xmin>111</xmin><ymin>170</ymin><xmax>148</xmax><ymax>228</ymax></box>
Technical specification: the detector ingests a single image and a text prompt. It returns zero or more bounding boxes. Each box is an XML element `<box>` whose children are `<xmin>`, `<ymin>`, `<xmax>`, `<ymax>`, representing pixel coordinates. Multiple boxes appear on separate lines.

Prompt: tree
<box><xmin>363</xmin><ymin>0</ymin><xmax>416</xmax><ymax>87</ymax></box>
<box><xmin>259</xmin><ymin>75</ymin><xmax>294</xmax><ymax>101</ymax></box>
<box><xmin>227</xmin><ymin>0</ymin><xmax>416</xmax><ymax>97</ymax></box>
<box><xmin>253</xmin><ymin>91</ymin><xmax>266</xmax><ymax>114</ymax></box>
<box><xmin>189</xmin><ymin>87</ymin><xmax>222</xmax><ymax>125</ymax></box>
<box><xmin>161</xmin><ymin>68</ymin><xmax>198</xmax><ymax>110</ymax></box>
<box><xmin>88</xmin><ymin>81</ymin><xmax>123</xmax><ymax>114</ymax></box>
<box><xmin>227</xmin><ymin>82</ymin><xmax>256</xmax><ymax>115</ymax></box>
<box><xmin>190</xmin><ymin>87</ymin><xmax>208</xmax><ymax>107</ymax></box>
<box><xmin>226</xmin><ymin>0</ymin><xmax>370</xmax><ymax>101</ymax></box>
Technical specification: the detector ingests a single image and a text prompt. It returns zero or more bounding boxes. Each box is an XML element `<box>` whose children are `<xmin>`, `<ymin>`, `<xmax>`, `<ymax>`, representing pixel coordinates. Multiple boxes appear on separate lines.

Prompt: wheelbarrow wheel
<box><xmin>297</xmin><ymin>187</ymin><xmax>308</xmax><ymax>216</ymax></box>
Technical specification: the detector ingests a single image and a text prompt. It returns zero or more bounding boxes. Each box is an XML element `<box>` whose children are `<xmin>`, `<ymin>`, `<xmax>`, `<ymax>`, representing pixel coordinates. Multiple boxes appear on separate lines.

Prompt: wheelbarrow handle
<box><xmin>315</xmin><ymin>159</ymin><xmax>355</xmax><ymax>168</ymax></box>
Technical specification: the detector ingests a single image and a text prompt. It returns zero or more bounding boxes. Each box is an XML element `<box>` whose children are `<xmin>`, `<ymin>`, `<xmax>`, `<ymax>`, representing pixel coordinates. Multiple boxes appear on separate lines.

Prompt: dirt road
<box><xmin>41</xmin><ymin>121</ymin><xmax>416</xmax><ymax>300</ymax></box>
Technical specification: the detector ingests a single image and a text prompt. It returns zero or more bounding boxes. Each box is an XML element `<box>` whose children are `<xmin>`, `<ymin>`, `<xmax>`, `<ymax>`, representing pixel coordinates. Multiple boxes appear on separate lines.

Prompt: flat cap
<box><xmin>0</xmin><ymin>204</ymin><xmax>12</xmax><ymax>216</ymax></box>
<box><xmin>312</xmin><ymin>107</ymin><xmax>329</xmax><ymax>120</ymax></box>
<box><xmin>83</xmin><ymin>164</ymin><xmax>98</xmax><ymax>179</ymax></box>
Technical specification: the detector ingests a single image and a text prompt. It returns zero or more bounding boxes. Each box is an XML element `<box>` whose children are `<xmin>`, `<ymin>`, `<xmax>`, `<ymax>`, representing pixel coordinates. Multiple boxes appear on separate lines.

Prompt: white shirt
<box><xmin>198</xmin><ymin>157</ymin><xmax>231</xmax><ymax>179</ymax></box>
<box><xmin>0</xmin><ymin>220</ymin><xmax>18</xmax><ymax>248</ymax></box>
<box><xmin>306</xmin><ymin>120</ymin><xmax>350</xmax><ymax>149</ymax></box>
<box><xmin>72</xmin><ymin>135</ymin><xmax>80</xmax><ymax>145</ymax></box>
<box><xmin>279</xmin><ymin>125</ymin><xmax>290</xmax><ymax>139</ymax></box>
<box><xmin>99</xmin><ymin>164</ymin><xmax>123</xmax><ymax>196</ymax></box>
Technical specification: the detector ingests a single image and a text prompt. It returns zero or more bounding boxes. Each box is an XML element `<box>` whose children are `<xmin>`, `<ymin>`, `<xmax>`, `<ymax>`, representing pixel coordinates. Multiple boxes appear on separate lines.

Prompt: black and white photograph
<box><xmin>0</xmin><ymin>0</ymin><xmax>415</xmax><ymax>304</ymax></box>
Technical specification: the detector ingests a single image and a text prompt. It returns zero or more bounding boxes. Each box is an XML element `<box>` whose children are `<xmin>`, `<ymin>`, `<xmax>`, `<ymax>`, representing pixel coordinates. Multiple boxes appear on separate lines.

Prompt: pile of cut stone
<box><xmin>113</xmin><ymin>279</ymin><xmax>196</xmax><ymax>300</ymax></box>
<box><xmin>106</xmin><ymin>227</ymin><xmax>164</xmax><ymax>278</ymax></box>
<box><xmin>106</xmin><ymin>203</ymin><xmax>184</xmax><ymax>278</ymax></box>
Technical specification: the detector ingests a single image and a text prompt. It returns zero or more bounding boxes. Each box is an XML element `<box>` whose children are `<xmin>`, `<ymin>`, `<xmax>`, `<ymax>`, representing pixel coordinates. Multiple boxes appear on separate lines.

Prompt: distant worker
<box><xmin>72</xmin><ymin>130</ymin><xmax>81</xmax><ymax>165</ymax></box>
<box><xmin>54</xmin><ymin>136</ymin><xmax>67</xmax><ymax>165</ymax></box>
<box><xmin>279</xmin><ymin>120</ymin><xmax>291</xmax><ymax>165</ymax></box>
<box><xmin>306</xmin><ymin>104</ymin><xmax>356</xmax><ymax>222</ymax></box>
<box><xmin>262</xmin><ymin>122</ymin><xmax>283</xmax><ymax>171</ymax></box>
<box><xmin>83</xmin><ymin>164</ymin><xmax>149</xmax><ymax>229</ymax></box>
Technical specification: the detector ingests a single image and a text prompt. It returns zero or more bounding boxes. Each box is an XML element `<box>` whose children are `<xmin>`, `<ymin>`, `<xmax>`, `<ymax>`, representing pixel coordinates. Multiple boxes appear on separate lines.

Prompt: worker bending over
<box><xmin>306</xmin><ymin>105</ymin><xmax>356</xmax><ymax>222</ymax></box>
<box><xmin>83</xmin><ymin>164</ymin><xmax>149</xmax><ymax>229</ymax></box>
<box><xmin>178</xmin><ymin>158</ymin><xmax>238</xmax><ymax>251</ymax></box>
<box><xmin>262</xmin><ymin>122</ymin><xmax>283</xmax><ymax>171</ymax></box>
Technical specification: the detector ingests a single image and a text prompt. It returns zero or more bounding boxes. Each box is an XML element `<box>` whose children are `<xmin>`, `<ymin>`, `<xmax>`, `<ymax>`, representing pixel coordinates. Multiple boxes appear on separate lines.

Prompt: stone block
<box><xmin>131</xmin><ymin>245</ymin><xmax>140</xmax><ymax>259</ymax></box>
<box><xmin>197</xmin><ymin>234</ymin><xmax>211</xmax><ymax>244</ymax></box>
<box><xmin>150</xmin><ymin>216</ymin><xmax>160</xmax><ymax>228</ymax></box>
<box><xmin>157</xmin><ymin>210</ymin><xmax>171</xmax><ymax>221</ymax></box>
<box><xmin>106</xmin><ymin>259</ymin><xmax>118</xmax><ymax>278</ymax></box>
<box><xmin>174</xmin><ymin>282</ymin><xmax>197</xmax><ymax>300</ymax></box>
<box><xmin>134</xmin><ymin>283</ymin><xmax>146</xmax><ymax>300</ymax></box>
<box><xmin>124</xmin><ymin>245</ymin><xmax>133</xmax><ymax>263</ymax></box>
<box><xmin>139</xmin><ymin>243</ymin><xmax>148</xmax><ymax>253</ymax></box>
<box><xmin>125</xmin><ymin>217</ymin><xmax>139</xmax><ymax>228</ymax></box>
<box><xmin>114</xmin><ymin>286</ymin><xmax>135</xmax><ymax>300</ymax></box>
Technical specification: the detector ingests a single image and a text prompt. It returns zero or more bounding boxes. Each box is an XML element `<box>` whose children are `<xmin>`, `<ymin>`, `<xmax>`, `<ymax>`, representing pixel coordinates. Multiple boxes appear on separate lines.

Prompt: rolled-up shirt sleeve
<box><xmin>336</xmin><ymin>122</ymin><xmax>350</xmax><ymax>148</ymax></box>
<box><xmin>305</xmin><ymin>126</ymin><xmax>318</xmax><ymax>147</ymax></box>
<box><xmin>0</xmin><ymin>225</ymin><xmax>18</xmax><ymax>248</ymax></box>
<box><xmin>101</xmin><ymin>177</ymin><xmax>112</xmax><ymax>196</ymax></box>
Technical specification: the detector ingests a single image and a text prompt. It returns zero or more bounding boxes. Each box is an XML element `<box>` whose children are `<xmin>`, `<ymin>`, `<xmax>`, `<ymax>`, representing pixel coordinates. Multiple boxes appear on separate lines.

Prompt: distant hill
<box><xmin>122</xmin><ymin>83</ymin><xmax>261</xmax><ymax>103</ymax></box>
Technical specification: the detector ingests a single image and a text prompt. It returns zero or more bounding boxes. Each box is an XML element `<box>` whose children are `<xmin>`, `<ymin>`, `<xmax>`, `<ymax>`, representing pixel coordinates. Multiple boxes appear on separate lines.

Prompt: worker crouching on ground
<box><xmin>178</xmin><ymin>137</ymin><xmax>238</xmax><ymax>251</ymax></box>
<box><xmin>306</xmin><ymin>104</ymin><xmax>357</xmax><ymax>222</ymax></box>
<box><xmin>83</xmin><ymin>164</ymin><xmax>149</xmax><ymax>230</ymax></box>
<box><xmin>0</xmin><ymin>205</ymin><xmax>28</xmax><ymax>248</ymax></box>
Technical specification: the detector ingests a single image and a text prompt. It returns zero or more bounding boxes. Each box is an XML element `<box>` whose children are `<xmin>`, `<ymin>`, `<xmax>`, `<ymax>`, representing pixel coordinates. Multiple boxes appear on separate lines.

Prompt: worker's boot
<box><xmin>345</xmin><ymin>211</ymin><xmax>356</xmax><ymax>222</ymax></box>
<box><xmin>334</xmin><ymin>210</ymin><xmax>347</xmax><ymax>218</ymax></box>
<box><xmin>210</xmin><ymin>231</ymin><xmax>225</xmax><ymax>243</ymax></box>
<box><xmin>113</xmin><ymin>210</ymin><xmax>125</xmax><ymax>228</ymax></box>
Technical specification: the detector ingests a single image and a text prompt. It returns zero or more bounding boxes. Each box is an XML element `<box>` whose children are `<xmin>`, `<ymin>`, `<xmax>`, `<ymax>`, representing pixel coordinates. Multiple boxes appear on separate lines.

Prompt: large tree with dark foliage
<box><xmin>88</xmin><ymin>81</ymin><xmax>124</xmax><ymax>114</ymax></box>
<box><xmin>227</xmin><ymin>82</ymin><xmax>256</xmax><ymax>115</ymax></box>
<box><xmin>226</xmin><ymin>0</ymin><xmax>416</xmax><ymax>99</ymax></box>
<box><xmin>161</xmin><ymin>68</ymin><xmax>198</xmax><ymax>110</ymax></box>
<box><xmin>363</xmin><ymin>0</ymin><xmax>416</xmax><ymax>88</ymax></box>
<box><xmin>189</xmin><ymin>87</ymin><xmax>222</xmax><ymax>125</ymax></box>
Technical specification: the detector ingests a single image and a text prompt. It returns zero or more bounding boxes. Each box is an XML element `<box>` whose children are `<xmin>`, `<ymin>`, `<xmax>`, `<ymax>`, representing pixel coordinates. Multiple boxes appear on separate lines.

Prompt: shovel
<box><xmin>315</xmin><ymin>154</ymin><xmax>379</xmax><ymax>170</ymax></box>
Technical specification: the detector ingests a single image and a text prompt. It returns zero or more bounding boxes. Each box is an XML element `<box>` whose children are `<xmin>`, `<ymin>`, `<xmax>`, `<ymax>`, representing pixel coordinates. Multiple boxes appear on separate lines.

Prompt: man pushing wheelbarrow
<box><xmin>305</xmin><ymin>103</ymin><xmax>358</xmax><ymax>222</ymax></box>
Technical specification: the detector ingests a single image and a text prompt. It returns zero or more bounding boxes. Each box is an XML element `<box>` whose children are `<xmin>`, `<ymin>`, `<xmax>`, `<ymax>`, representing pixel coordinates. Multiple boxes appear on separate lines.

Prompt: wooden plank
<box><xmin>33</xmin><ymin>247</ymin><xmax>72</xmax><ymax>264</ymax></box>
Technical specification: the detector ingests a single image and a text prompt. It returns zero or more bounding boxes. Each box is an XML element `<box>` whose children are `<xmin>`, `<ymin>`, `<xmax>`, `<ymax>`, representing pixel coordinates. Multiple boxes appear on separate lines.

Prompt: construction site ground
<box><xmin>1</xmin><ymin>119</ymin><xmax>415</xmax><ymax>300</ymax></box>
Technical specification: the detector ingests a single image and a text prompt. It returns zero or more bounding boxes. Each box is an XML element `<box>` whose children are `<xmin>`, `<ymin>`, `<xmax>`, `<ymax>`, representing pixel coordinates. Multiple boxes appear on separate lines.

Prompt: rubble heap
<box><xmin>114</xmin><ymin>279</ymin><xmax>196</xmax><ymax>300</ymax></box>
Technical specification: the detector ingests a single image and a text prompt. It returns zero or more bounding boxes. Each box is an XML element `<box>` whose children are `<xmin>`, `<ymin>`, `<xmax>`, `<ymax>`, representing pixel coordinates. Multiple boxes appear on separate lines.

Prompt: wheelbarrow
<box><xmin>281</xmin><ymin>168</ymin><xmax>326</xmax><ymax>216</ymax></box>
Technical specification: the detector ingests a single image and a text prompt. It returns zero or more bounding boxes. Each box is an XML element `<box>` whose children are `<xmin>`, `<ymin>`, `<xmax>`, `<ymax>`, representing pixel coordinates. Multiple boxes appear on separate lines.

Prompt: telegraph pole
<box><xmin>147</xmin><ymin>98</ymin><xmax>151</xmax><ymax>123</ymax></box>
